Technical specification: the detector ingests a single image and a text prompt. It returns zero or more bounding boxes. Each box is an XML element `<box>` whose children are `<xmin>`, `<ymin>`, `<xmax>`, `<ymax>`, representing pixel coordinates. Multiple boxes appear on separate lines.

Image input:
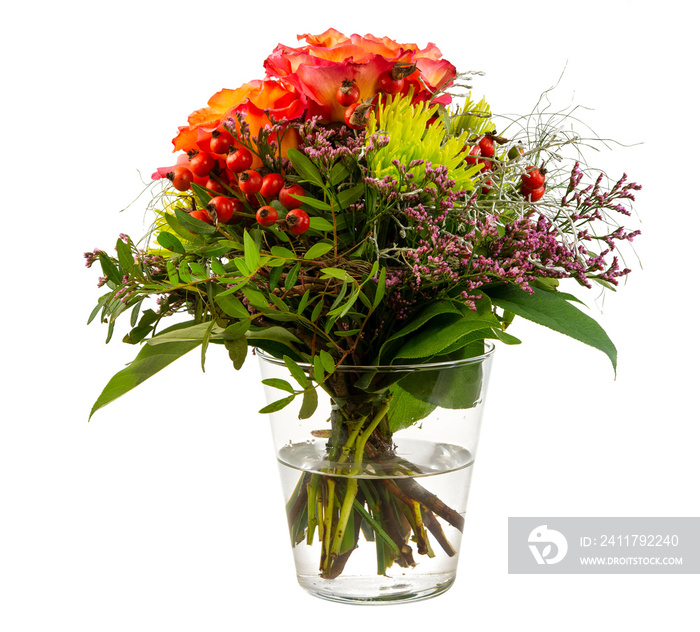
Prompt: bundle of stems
<box><xmin>284</xmin><ymin>394</ymin><xmax>463</xmax><ymax>579</ymax></box>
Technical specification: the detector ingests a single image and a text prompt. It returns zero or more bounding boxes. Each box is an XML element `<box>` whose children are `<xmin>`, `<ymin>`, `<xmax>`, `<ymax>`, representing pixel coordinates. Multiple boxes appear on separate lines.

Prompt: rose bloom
<box><xmin>264</xmin><ymin>28</ymin><xmax>457</xmax><ymax>124</ymax></box>
<box><xmin>153</xmin><ymin>79</ymin><xmax>305</xmax><ymax>180</ymax></box>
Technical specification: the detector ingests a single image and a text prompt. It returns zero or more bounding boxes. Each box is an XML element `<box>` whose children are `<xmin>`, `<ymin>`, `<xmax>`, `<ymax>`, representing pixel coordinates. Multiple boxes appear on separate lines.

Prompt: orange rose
<box><xmin>153</xmin><ymin>80</ymin><xmax>305</xmax><ymax>180</ymax></box>
<box><xmin>264</xmin><ymin>29</ymin><xmax>456</xmax><ymax>123</ymax></box>
<box><xmin>172</xmin><ymin>80</ymin><xmax>304</xmax><ymax>154</ymax></box>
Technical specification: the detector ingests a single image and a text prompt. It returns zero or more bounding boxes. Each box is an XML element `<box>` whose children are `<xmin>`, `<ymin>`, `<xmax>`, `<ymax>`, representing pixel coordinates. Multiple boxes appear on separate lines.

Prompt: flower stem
<box><xmin>325</xmin><ymin>399</ymin><xmax>392</xmax><ymax>573</ymax></box>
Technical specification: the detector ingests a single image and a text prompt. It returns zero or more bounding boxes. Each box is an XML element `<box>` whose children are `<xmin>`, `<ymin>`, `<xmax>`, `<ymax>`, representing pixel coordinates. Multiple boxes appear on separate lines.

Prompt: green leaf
<box><xmin>336</xmin><ymin>183</ymin><xmax>365</xmax><ymax>209</ymax></box>
<box><xmin>304</xmin><ymin>242</ymin><xmax>334</xmax><ymax>260</ymax></box>
<box><xmin>200</xmin><ymin>319</ymin><xmax>216</xmax><ymax>371</ymax></box>
<box><xmin>378</xmin><ymin>300</ymin><xmax>462</xmax><ymax>362</ymax></box>
<box><xmin>393</xmin><ymin>301</ymin><xmax>499</xmax><ymax>360</ymax></box>
<box><xmin>284</xmin><ymin>262</ymin><xmax>301</xmax><ymax>292</ymax></box>
<box><xmin>486</xmin><ymin>285</ymin><xmax>617</xmax><ymax>371</ymax></box>
<box><xmin>312</xmin><ymin>355</ymin><xmax>325</xmax><ymax>384</ymax></box>
<box><xmin>330</xmin><ymin>161</ymin><xmax>351</xmax><ymax>186</ymax></box>
<box><xmin>373</xmin><ymin>266</ymin><xmax>387</xmax><ymax>309</ymax></box>
<box><xmin>189</xmin><ymin>262</ymin><xmax>207</xmax><ymax>279</ymax></box>
<box><xmin>287</xmin><ymin>148</ymin><xmax>325</xmax><ymax>189</ymax></box>
<box><xmin>191</xmin><ymin>182</ymin><xmax>214</xmax><ymax>208</ymax></box>
<box><xmin>89</xmin><ymin>335</ymin><xmax>201</xmax><ymax>419</ymax></box>
<box><xmin>387</xmin><ymin>384</ymin><xmax>437</xmax><ymax>432</ymax></box>
<box><xmin>270</xmin><ymin>245</ymin><xmax>296</xmax><ymax>260</ymax></box>
<box><xmin>319</xmin><ymin>350</ymin><xmax>336</xmax><ymax>374</ymax></box>
<box><xmin>262</xmin><ymin>378</ymin><xmax>295</xmax><ymax>394</ymax></box>
<box><xmin>259</xmin><ymin>395</ymin><xmax>295</xmax><ymax>414</ymax></box>
<box><xmin>98</xmin><ymin>254</ymin><xmax>121</xmax><ymax>285</ymax></box>
<box><xmin>309</xmin><ymin>217</ymin><xmax>334</xmax><ymax>232</ymax></box>
<box><xmin>166</xmin><ymin>260</ymin><xmax>179</xmax><ymax>287</ymax></box>
<box><xmin>241</xmin><ymin>286</ymin><xmax>269</xmax><ymax>311</ymax></box>
<box><xmin>145</xmin><ymin>321</ymin><xmax>216</xmax><ymax>344</ymax></box>
<box><xmin>284</xmin><ymin>355</ymin><xmax>310</xmax><ymax>388</ymax></box>
<box><xmin>398</xmin><ymin>343</ymin><xmax>488</xmax><ymax>410</ymax></box>
<box><xmin>116</xmin><ymin>238</ymin><xmax>135</xmax><ymax>273</ymax></box>
<box><xmin>156</xmin><ymin>232</ymin><xmax>186</xmax><ymax>254</ymax></box>
<box><xmin>320</xmin><ymin>268</ymin><xmax>354</xmax><ymax>283</ymax></box>
<box><xmin>299</xmin><ymin>387</ymin><xmax>318</xmax><ymax>420</ymax></box>
<box><xmin>178</xmin><ymin>261</ymin><xmax>191</xmax><ymax>283</ymax></box>
<box><xmin>297</xmin><ymin>196</ymin><xmax>332</xmax><ymax>212</ymax></box>
<box><xmin>174</xmin><ymin>207</ymin><xmax>217</xmax><ymax>235</ymax></box>
<box><xmin>243</xmin><ymin>230</ymin><xmax>261</xmax><ymax>272</ymax></box>
<box><xmin>224</xmin><ymin>336</ymin><xmax>248</xmax><ymax>370</ymax></box>
<box><xmin>215</xmin><ymin>293</ymin><xmax>250</xmax><ymax>319</ymax></box>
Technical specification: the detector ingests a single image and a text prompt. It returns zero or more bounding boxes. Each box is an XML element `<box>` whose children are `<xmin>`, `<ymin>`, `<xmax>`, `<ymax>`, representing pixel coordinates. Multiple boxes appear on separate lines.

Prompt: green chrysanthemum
<box><xmin>366</xmin><ymin>92</ymin><xmax>482</xmax><ymax>191</ymax></box>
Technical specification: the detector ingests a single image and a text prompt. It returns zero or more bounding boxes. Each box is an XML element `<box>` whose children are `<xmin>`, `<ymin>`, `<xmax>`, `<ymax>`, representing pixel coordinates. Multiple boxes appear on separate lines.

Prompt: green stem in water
<box><xmin>327</xmin><ymin>398</ymin><xmax>392</xmax><ymax>567</ymax></box>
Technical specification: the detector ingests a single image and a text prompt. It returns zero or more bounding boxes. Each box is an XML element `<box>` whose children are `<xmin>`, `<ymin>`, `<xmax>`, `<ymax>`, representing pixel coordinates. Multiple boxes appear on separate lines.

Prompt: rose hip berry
<box><xmin>206</xmin><ymin>196</ymin><xmax>235</xmax><ymax>224</ymax></box>
<box><xmin>190</xmin><ymin>209</ymin><xmax>213</xmax><ymax>225</ymax></box>
<box><xmin>189</xmin><ymin>151</ymin><xmax>217</xmax><ymax>178</ymax></box>
<box><xmin>344</xmin><ymin>102</ymin><xmax>372</xmax><ymax>130</ymax></box>
<box><xmin>336</xmin><ymin>79</ymin><xmax>360</xmax><ymax>107</ymax></box>
<box><xmin>521</xmin><ymin>165</ymin><xmax>546</xmax><ymax>190</ymax></box>
<box><xmin>256</xmin><ymin>205</ymin><xmax>279</xmax><ymax>227</ymax></box>
<box><xmin>210</xmin><ymin>129</ymin><xmax>235</xmax><ymax>155</ymax></box>
<box><xmin>167</xmin><ymin>166</ymin><xmax>193</xmax><ymax>192</ymax></box>
<box><xmin>522</xmin><ymin>185</ymin><xmax>545</xmax><ymax>202</ymax></box>
<box><xmin>478</xmin><ymin>136</ymin><xmax>496</xmax><ymax>158</ymax></box>
<box><xmin>238</xmin><ymin>170</ymin><xmax>263</xmax><ymax>195</ymax></box>
<box><xmin>260</xmin><ymin>173</ymin><xmax>285</xmax><ymax>200</ymax></box>
<box><xmin>285</xmin><ymin>208</ymin><xmax>310</xmax><ymax>235</ymax></box>
<box><xmin>465</xmin><ymin>145</ymin><xmax>481</xmax><ymax>166</ymax></box>
<box><xmin>278</xmin><ymin>183</ymin><xmax>305</xmax><ymax>209</ymax></box>
<box><xmin>226</xmin><ymin>147</ymin><xmax>253</xmax><ymax>173</ymax></box>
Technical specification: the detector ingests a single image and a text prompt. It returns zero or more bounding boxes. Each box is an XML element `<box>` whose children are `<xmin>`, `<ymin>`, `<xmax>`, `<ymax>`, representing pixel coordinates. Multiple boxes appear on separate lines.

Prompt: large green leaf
<box><xmin>393</xmin><ymin>300</ymin><xmax>499</xmax><ymax>360</ymax></box>
<box><xmin>89</xmin><ymin>333</ymin><xmax>202</xmax><ymax>420</ymax></box>
<box><xmin>397</xmin><ymin>342</ymin><xmax>487</xmax><ymax>410</ymax></box>
<box><xmin>387</xmin><ymin>384</ymin><xmax>437</xmax><ymax>432</ymax></box>
<box><xmin>486</xmin><ymin>284</ymin><xmax>617</xmax><ymax>371</ymax></box>
<box><xmin>377</xmin><ymin>300</ymin><xmax>462</xmax><ymax>363</ymax></box>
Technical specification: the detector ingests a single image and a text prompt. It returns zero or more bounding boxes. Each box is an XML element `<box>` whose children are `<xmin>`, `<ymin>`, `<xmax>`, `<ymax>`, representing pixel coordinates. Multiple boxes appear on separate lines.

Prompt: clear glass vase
<box><xmin>257</xmin><ymin>344</ymin><xmax>495</xmax><ymax>604</ymax></box>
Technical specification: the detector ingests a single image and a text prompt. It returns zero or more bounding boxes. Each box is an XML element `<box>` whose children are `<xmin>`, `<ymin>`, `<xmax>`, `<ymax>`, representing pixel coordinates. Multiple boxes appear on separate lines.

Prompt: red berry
<box><xmin>465</xmin><ymin>145</ymin><xmax>481</xmax><ymax>166</ymax></box>
<box><xmin>478</xmin><ymin>136</ymin><xmax>496</xmax><ymax>158</ymax></box>
<box><xmin>238</xmin><ymin>170</ymin><xmax>262</xmax><ymax>195</ymax></box>
<box><xmin>226</xmin><ymin>147</ymin><xmax>253</xmax><ymax>173</ymax></box>
<box><xmin>190</xmin><ymin>209</ymin><xmax>213</xmax><ymax>225</ymax></box>
<box><xmin>206</xmin><ymin>196</ymin><xmax>235</xmax><ymax>224</ymax></box>
<box><xmin>481</xmin><ymin>178</ymin><xmax>494</xmax><ymax>195</ymax></box>
<box><xmin>204</xmin><ymin>177</ymin><xmax>227</xmax><ymax>194</ymax></box>
<box><xmin>378</xmin><ymin>70</ymin><xmax>404</xmax><ymax>94</ymax></box>
<box><xmin>167</xmin><ymin>166</ymin><xmax>193</xmax><ymax>192</ymax></box>
<box><xmin>260</xmin><ymin>173</ymin><xmax>285</xmax><ymax>200</ymax></box>
<box><xmin>189</xmin><ymin>152</ymin><xmax>217</xmax><ymax>178</ymax></box>
<box><xmin>256</xmin><ymin>205</ymin><xmax>278</xmax><ymax>227</ymax></box>
<box><xmin>278</xmin><ymin>183</ymin><xmax>305</xmax><ymax>209</ymax></box>
<box><xmin>210</xmin><ymin>129</ymin><xmax>235</xmax><ymax>155</ymax></box>
<box><xmin>344</xmin><ymin>102</ymin><xmax>371</xmax><ymax>130</ymax></box>
<box><xmin>521</xmin><ymin>166</ymin><xmax>546</xmax><ymax>190</ymax></box>
<box><xmin>336</xmin><ymin>79</ymin><xmax>360</xmax><ymax>106</ymax></box>
<box><xmin>285</xmin><ymin>208</ymin><xmax>310</xmax><ymax>235</ymax></box>
<box><xmin>523</xmin><ymin>185</ymin><xmax>545</xmax><ymax>202</ymax></box>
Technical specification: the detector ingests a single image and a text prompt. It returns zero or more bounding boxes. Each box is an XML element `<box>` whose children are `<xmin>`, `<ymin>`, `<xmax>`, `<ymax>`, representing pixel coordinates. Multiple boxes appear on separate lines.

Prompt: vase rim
<box><xmin>255</xmin><ymin>340</ymin><xmax>495</xmax><ymax>373</ymax></box>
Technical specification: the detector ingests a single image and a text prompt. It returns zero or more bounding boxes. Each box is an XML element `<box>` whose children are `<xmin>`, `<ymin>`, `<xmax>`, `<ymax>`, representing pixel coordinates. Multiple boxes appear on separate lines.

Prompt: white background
<box><xmin>1</xmin><ymin>1</ymin><xmax>698</xmax><ymax>630</ymax></box>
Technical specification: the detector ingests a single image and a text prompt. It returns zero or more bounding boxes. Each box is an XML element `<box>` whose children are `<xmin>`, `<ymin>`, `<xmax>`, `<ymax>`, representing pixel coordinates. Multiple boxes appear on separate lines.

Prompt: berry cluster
<box><xmin>520</xmin><ymin>164</ymin><xmax>547</xmax><ymax>202</ymax></box>
<box><xmin>165</xmin><ymin>138</ymin><xmax>310</xmax><ymax>235</ymax></box>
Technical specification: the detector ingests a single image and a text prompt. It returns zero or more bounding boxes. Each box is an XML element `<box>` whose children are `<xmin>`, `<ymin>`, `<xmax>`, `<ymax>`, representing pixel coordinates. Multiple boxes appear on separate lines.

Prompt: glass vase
<box><xmin>257</xmin><ymin>344</ymin><xmax>495</xmax><ymax>604</ymax></box>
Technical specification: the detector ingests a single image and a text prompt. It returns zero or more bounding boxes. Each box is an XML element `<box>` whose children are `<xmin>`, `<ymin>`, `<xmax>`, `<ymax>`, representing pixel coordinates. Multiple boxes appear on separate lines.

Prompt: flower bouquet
<box><xmin>86</xmin><ymin>29</ymin><xmax>641</xmax><ymax>602</ymax></box>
